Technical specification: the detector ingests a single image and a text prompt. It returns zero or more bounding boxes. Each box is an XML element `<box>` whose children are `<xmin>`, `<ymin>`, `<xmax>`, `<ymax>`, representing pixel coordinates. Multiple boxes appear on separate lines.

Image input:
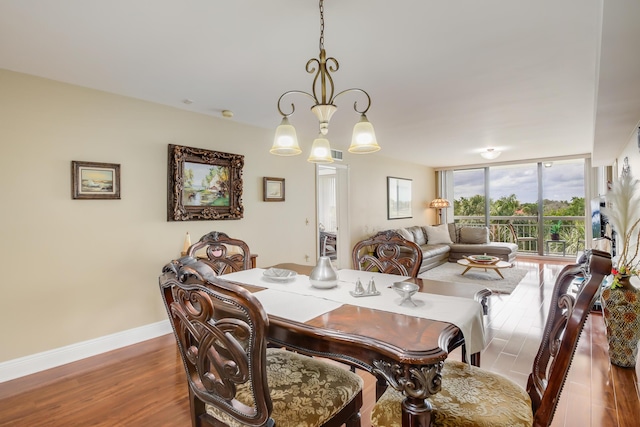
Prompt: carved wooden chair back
<box><xmin>370</xmin><ymin>249</ymin><xmax>611</xmax><ymax>427</ymax></box>
<box><xmin>160</xmin><ymin>257</ymin><xmax>272</xmax><ymax>426</ymax></box>
<box><xmin>187</xmin><ymin>231</ymin><xmax>252</xmax><ymax>275</ymax></box>
<box><xmin>352</xmin><ymin>230</ymin><xmax>423</xmax><ymax>278</ymax></box>
<box><xmin>526</xmin><ymin>249</ymin><xmax>611</xmax><ymax>425</ymax></box>
<box><xmin>160</xmin><ymin>257</ymin><xmax>364</xmax><ymax>427</ymax></box>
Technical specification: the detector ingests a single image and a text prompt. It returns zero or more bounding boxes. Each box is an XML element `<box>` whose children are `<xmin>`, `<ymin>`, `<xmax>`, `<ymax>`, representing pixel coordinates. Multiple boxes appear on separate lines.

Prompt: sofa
<box><xmin>394</xmin><ymin>223</ymin><xmax>518</xmax><ymax>274</ymax></box>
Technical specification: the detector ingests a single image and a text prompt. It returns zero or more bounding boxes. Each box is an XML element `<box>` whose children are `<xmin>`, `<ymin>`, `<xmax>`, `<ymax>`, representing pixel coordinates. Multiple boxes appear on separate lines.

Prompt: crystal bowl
<box><xmin>393</xmin><ymin>282</ymin><xmax>419</xmax><ymax>305</ymax></box>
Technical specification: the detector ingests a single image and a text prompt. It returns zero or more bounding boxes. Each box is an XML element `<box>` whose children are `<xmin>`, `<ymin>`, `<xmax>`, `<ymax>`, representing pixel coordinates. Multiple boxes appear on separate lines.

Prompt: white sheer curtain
<box><xmin>436</xmin><ymin>170</ymin><xmax>454</xmax><ymax>224</ymax></box>
<box><xmin>318</xmin><ymin>174</ymin><xmax>337</xmax><ymax>232</ymax></box>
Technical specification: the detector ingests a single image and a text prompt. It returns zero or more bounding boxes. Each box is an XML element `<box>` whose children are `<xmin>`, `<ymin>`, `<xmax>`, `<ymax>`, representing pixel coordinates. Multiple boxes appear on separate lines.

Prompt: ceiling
<box><xmin>1</xmin><ymin>0</ymin><xmax>639</xmax><ymax>168</ymax></box>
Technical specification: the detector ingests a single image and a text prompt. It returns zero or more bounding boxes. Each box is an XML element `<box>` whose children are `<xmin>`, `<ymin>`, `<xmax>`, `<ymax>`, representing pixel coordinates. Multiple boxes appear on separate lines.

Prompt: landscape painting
<box><xmin>71</xmin><ymin>161</ymin><xmax>121</xmax><ymax>200</ymax></box>
<box><xmin>182</xmin><ymin>162</ymin><xmax>230</xmax><ymax>207</ymax></box>
<box><xmin>167</xmin><ymin>144</ymin><xmax>244</xmax><ymax>221</ymax></box>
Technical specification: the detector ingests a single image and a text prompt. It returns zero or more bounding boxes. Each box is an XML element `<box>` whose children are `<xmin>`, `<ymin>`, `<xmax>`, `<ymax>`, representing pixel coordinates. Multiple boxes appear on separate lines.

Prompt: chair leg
<box><xmin>345</xmin><ymin>412</ymin><xmax>361</xmax><ymax>427</ymax></box>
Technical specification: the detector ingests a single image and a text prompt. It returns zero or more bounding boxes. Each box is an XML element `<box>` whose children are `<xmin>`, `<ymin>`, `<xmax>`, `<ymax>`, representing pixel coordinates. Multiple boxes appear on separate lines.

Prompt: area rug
<box><xmin>418</xmin><ymin>262</ymin><xmax>528</xmax><ymax>294</ymax></box>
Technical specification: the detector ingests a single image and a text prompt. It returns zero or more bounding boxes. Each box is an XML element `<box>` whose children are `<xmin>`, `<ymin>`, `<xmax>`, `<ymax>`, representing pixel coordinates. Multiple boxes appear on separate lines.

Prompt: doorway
<box><xmin>316</xmin><ymin>164</ymin><xmax>350</xmax><ymax>268</ymax></box>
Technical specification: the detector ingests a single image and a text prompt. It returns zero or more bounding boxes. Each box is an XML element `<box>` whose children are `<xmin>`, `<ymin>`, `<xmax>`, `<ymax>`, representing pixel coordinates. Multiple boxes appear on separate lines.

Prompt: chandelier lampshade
<box><xmin>307</xmin><ymin>135</ymin><xmax>334</xmax><ymax>163</ymax></box>
<box><xmin>271</xmin><ymin>117</ymin><xmax>301</xmax><ymax>156</ymax></box>
<box><xmin>349</xmin><ymin>114</ymin><xmax>380</xmax><ymax>153</ymax></box>
<box><xmin>271</xmin><ymin>0</ymin><xmax>379</xmax><ymax>163</ymax></box>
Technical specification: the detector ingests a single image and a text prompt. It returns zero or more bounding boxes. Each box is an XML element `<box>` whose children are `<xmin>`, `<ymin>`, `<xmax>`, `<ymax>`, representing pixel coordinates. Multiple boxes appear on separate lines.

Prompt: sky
<box><xmin>454</xmin><ymin>160</ymin><xmax>585</xmax><ymax>203</ymax></box>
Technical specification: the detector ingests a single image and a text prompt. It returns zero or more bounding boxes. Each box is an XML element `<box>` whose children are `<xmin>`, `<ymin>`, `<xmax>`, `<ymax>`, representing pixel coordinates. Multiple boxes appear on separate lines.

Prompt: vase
<box><xmin>601</xmin><ymin>275</ymin><xmax>640</xmax><ymax>368</ymax></box>
<box><xmin>309</xmin><ymin>256</ymin><xmax>338</xmax><ymax>289</ymax></box>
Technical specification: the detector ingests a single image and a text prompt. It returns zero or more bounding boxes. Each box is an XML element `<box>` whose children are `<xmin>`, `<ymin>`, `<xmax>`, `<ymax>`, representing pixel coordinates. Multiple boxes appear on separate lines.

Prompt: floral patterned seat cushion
<box><xmin>371</xmin><ymin>360</ymin><xmax>533</xmax><ymax>427</ymax></box>
<box><xmin>207</xmin><ymin>348</ymin><xmax>363</xmax><ymax>427</ymax></box>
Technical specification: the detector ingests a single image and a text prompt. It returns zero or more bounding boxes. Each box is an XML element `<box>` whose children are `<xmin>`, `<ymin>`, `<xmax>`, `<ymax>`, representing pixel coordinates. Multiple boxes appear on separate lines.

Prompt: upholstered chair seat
<box><xmin>208</xmin><ymin>348</ymin><xmax>363</xmax><ymax>427</ymax></box>
<box><xmin>160</xmin><ymin>256</ymin><xmax>363</xmax><ymax>427</ymax></box>
<box><xmin>371</xmin><ymin>359</ymin><xmax>533</xmax><ymax>427</ymax></box>
<box><xmin>370</xmin><ymin>249</ymin><xmax>612</xmax><ymax>427</ymax></box>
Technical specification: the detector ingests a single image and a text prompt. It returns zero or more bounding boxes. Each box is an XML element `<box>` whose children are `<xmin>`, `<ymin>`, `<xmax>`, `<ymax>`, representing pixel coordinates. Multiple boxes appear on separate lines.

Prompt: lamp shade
<box><xmin>271</xmin><ymin>117</ymin><xmax>302</xmax><ymax>156</ymax></box>
<box><xmin>348</xmin><ymin>114</ymin><xmax>380</xmax><ymax>153</ymax></box>
<box><xmin>307</xmin><ymin>135</ymin><xmax>334</xmax><ymax>163</ymax></box>
<box><xmin>429</xmin><ymin>198</ymin><xmax>451</xmax><ymax>208</ymax></box>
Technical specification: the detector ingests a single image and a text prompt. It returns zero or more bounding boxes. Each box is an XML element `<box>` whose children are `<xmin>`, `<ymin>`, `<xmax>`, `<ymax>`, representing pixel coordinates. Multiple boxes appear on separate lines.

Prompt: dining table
<box><xmin>220</xmin><ymin>265</ymin><xmax>488</xmax><ymax>427</ymax></box>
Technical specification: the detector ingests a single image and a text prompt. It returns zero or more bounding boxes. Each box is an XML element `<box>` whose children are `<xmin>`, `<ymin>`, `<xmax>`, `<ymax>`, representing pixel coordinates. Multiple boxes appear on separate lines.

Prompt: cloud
<box><xmin>454</xmin><ymin>160</ymin><xmax>584</xmax><ymax>203</ymax></box>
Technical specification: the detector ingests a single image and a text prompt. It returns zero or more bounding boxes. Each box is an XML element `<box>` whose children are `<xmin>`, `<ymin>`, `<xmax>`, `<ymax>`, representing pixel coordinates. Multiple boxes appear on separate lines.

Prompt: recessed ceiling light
<box><xmin>221</xmin><ymin>110</ymin><xmax>234</xmax><ymax>119</ymax></box>
<box><xmin>182</xmin><ymin>99</ymin><xmax>194</xmax><ymax>105</ymax></box>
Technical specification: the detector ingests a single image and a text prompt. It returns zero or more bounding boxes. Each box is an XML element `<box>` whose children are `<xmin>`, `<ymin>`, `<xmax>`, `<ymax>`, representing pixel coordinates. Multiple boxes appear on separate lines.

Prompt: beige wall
<box><xmin>0</xmin><ymin>69</ymin><xmax>435</xmax><ymax>362</ymax></box>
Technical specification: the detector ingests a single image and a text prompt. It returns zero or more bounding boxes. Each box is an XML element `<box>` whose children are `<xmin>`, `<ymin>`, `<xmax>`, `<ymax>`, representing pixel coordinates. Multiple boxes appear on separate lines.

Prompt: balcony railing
<box><xmin>454</xmin><ymin>215</ymin><xmax>586</xmax><ymax>258</ymax></box>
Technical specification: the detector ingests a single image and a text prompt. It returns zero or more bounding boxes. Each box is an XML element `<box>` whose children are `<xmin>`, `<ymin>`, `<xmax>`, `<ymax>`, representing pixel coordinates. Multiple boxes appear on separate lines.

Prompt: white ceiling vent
<box><xmin>331</xmin><ymin>149</ymin><xmax>343</xmax><ymax>161</ymax></box>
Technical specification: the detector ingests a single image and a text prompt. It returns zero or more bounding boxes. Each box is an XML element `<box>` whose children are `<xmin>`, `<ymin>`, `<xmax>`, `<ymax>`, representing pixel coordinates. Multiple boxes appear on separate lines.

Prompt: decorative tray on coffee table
<box><xmin>466</xmin><ymin>255</ymin><xmax>499</xmax><ymax>264</ymax></box>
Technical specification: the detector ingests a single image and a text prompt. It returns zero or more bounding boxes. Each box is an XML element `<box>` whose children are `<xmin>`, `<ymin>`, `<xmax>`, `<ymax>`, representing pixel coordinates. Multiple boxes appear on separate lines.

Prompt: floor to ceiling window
<box><xmin>450</xmin><ymin>158</ymin><xmax>586</xmax><ymax>257</ymax></box>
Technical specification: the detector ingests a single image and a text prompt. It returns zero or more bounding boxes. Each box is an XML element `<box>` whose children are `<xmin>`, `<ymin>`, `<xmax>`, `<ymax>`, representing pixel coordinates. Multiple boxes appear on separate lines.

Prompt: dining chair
<box><xmin>160</xmin><ymin>257</ymin><xmax>364</xmax><ymax>427</ymax></box>
<box><xmin>186</xmin><ymin>231</ymin><xmax>252</xmax><ymax>275</ymax></box>
<box><xmin>370</xmin><ymin>249</ymin><xmax>612</xmax><ymax>427</ymax></box>
<box><xmin>352</xmin><ymin>230</ymin><xmax>423</xmax><ymax>278</ymax></box>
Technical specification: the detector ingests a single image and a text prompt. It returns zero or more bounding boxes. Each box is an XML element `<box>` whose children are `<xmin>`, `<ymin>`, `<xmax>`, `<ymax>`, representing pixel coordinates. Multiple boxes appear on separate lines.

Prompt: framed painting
<box><xmin>387</xmin><ymin>176</ymin><xmax>412</xmax><ymax>219</ymax></box>
<box><xmin>167</xmin><ymin>144</ymin><xmax>244</xmax><ymax>221</ymax></box>
<box><xmin>263</xmin><ymin>177</ymin><xmax>285</xmax><ymax>202</ymax></box>
<box><xmin>71</xmin><ymin>161</ymin><xmax>121</xmax><ymax>200</ymax></box>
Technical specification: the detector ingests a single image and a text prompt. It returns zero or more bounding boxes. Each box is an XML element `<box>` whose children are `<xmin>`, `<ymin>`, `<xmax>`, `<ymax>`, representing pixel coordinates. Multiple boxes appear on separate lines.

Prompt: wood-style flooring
<box><xmin>0</xmin><ymin>257</ymin><xmax>638</xmax><ymax>426</ymax></box>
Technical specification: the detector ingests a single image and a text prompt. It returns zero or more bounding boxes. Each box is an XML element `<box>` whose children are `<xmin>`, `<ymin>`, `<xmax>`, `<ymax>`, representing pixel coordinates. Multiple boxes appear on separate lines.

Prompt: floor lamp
<box><xmin>429</xmin><ymin>198</ymin><xmax>451</xmax><ymax>225</ymax></box>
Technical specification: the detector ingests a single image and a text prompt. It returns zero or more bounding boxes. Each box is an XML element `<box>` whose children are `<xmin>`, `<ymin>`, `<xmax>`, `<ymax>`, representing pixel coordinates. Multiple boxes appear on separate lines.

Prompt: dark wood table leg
<box><xmin>374</xmin><ymin>359</ymin><xmax>444</xmax><ymax>427</ymax></box>
<box><xmin>470</xmin><ymin>352</ymin><xmax>481</xmax><ymax>367</ymax></box>
<box><xmin>402</xmin><ymin>397</ymin><xmax>433</xmax><ymax>427</ymax></box>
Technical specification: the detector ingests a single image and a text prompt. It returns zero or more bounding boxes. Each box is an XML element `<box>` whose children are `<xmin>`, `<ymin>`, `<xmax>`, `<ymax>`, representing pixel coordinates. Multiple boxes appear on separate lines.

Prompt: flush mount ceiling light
<box><xmin>270</xmin><ymin>0</ymin><xmax>380</xmax><ymax>163</ymax></box>
<box><xmin>480</xmin><ymin>148</ymin><xmax>501</xmax><ymax>160</ymax></box>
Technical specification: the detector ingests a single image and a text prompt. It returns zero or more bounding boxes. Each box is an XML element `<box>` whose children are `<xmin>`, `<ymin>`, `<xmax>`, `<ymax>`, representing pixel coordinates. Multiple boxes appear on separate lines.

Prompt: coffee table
<box><xmin>457</xmin><ymin>256</ymin><xmax>512</xmax><ymax>279</ymax></box>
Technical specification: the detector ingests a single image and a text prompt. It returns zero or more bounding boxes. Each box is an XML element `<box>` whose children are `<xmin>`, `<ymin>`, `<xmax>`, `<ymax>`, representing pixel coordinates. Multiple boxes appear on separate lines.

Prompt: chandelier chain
<box><xmin>319</xmin><ymin>0</ymin><xmax>324</xmax><ymax>52</ymax></box>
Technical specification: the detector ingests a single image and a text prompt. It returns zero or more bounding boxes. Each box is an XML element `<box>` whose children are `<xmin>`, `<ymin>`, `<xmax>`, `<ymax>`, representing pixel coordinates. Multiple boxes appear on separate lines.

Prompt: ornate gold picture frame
<box><xmin>167</xmin><ymin>144</ymin><xmax>244</xmax><ymax>221</ymax></box>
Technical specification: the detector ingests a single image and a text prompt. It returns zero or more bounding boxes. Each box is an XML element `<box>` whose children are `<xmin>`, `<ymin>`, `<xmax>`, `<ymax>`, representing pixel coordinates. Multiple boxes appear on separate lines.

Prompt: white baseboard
<box><xmin>0</xmin><ymin>319</ymin><xmax>172</xmax><ymax>383</ymax></box>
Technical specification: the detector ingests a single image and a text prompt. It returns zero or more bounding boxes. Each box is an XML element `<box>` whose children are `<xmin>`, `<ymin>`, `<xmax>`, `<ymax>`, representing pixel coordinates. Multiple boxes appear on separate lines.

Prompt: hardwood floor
<box><xmin>0</xmin><ymin>257</ymin><xmax>638</xmax><ymax>426</ymax></box>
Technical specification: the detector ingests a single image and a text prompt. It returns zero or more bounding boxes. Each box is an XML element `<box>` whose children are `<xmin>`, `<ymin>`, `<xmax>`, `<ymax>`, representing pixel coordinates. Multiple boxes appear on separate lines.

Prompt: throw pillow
<box><xmin>407</xmin><ymin>226</ymin><xmax>426</xmax><ymax>246</ymax></box>
<box><xmin>396</xmin><ymin>228</ymin><xmax>414</xmax><ymax>242</ymax></box>
<box><xmin>459</xmin><ymin>227</ymin><xmax>490</xmax><ymax>244</ymax></box>
<box><xmin>447</xmin><ymin>223</ymin><xmax>459</xmax><ymax>243</ymax></box>
<box><xmin>425</xmin><ymin>224</ymin><xmax>453</xmax><ymax>244</ymax></box>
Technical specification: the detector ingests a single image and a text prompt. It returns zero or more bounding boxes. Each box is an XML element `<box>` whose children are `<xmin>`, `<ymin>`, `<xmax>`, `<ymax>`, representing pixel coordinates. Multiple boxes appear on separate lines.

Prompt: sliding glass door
<box><xmin>451</xmin><ymin>158</ymin><xmax>586</xmax><ymax>257</ymax></box>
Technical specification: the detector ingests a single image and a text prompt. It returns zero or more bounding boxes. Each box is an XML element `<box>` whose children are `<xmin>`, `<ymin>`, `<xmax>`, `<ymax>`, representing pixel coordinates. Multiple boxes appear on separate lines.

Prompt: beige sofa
<box><xmin>394</xmin><ymin>223</ymin><xmax>518</xmax><ymax>274</ymax></box>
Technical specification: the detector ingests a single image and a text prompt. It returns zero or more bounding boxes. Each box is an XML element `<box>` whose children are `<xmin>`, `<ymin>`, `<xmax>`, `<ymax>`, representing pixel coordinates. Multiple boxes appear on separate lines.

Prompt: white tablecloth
<box><xmin>222</xmin><ymin>268</ymin><xmax>486</xmax><ymax>354</ymax></box>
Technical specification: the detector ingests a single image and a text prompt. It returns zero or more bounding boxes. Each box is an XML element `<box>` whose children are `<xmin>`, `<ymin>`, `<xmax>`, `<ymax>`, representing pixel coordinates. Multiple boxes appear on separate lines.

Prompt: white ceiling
<box><xmin>1</xmin><ymin>0</ymin><xmax>639</xmax><ymax>168</ymax></box>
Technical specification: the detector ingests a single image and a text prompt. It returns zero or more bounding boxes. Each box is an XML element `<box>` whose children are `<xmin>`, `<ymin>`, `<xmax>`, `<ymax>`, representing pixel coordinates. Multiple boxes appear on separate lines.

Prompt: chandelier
<box><xmin>270</xmin><ymin>0</ymin><xmax>380</xmax><ymax>163</ymax></box>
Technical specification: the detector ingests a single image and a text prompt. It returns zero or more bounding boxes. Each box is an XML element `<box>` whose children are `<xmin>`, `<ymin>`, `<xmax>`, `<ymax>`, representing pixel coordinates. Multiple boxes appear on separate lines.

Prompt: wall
<box><xmin>0</xmin><ymin>69</ymin><xmax>434</xmax><ymax>363</ymax></box>
<box><xmin>614</xmin><ymin>127</ymin><xmax>640</xmax><ymax>178</ymax></box>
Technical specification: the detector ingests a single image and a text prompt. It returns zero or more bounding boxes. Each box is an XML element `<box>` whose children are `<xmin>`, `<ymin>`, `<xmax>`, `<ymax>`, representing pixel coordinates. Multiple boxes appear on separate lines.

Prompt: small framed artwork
<box><xmin>167</xmin><ymin>144</ymin><xmax>244</xmax><ymax>221</ymax></box>
<box><xmin>71</xmin><ymin>161</ymin><xmax>121</xmax><ymax>200</ymax></box>
<box><xmin>263</xmin><ymin>177</ymin><xmax>285</xmax><ymax>202</ymax></box>
<box><xmin>387</xmin><ymin>176</ymin><xmax>412</xmax><ymax>219</ymax></box>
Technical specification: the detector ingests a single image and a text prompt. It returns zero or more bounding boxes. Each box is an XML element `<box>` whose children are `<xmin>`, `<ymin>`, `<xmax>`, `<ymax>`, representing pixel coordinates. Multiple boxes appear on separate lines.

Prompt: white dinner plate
<box><xmin>262</xmin><ymin>268</ymin><xmax>297</xmax><ymax>282</ymax></box>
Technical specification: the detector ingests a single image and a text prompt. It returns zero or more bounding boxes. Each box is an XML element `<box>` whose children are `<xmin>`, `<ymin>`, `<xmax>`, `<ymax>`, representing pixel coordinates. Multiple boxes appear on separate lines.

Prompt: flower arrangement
<box><xmin>602</xmin><ymin>172</ymin><xmax>640</xmax><ymax>289</ymax></box>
